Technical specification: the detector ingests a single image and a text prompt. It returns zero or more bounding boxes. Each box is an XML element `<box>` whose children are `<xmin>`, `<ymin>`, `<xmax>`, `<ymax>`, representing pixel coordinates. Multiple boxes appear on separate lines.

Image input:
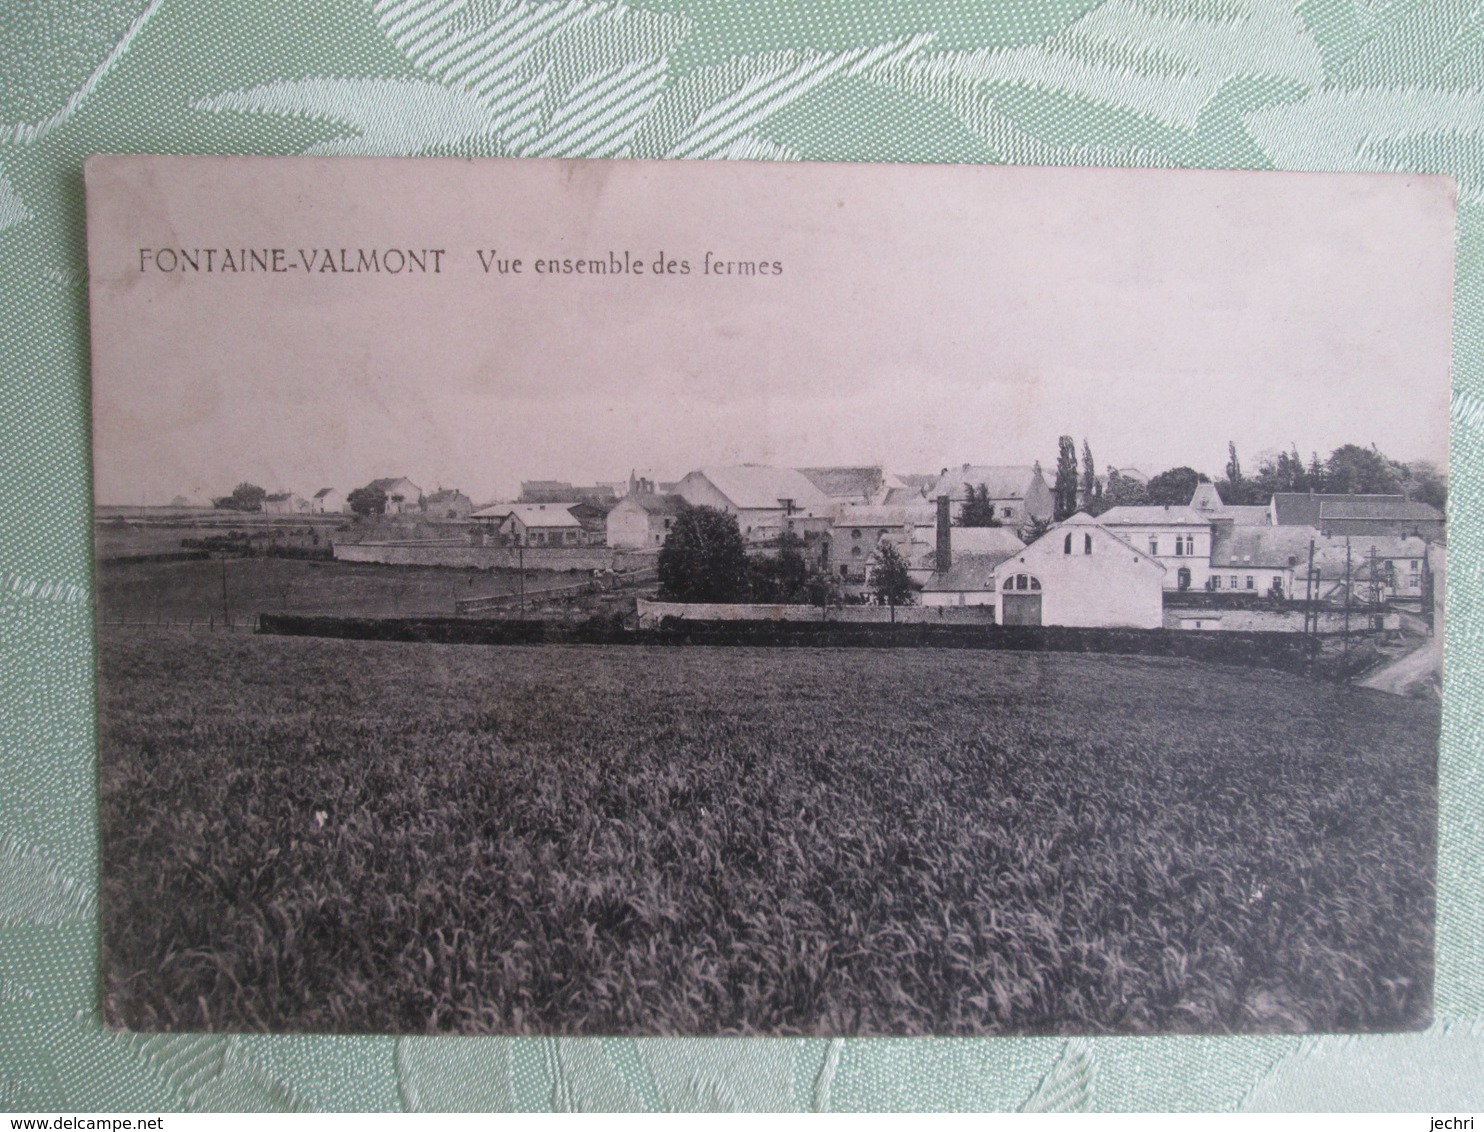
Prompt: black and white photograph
<box><xmin>88</xmin><ymin>154</ymin><xmax>1450</xmax><ymax>1036</ymax></box>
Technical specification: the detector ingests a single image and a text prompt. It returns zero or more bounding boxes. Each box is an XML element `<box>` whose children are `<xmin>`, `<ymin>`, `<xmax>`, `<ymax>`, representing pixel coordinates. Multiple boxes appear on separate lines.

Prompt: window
<box><xmin>1002</xmin><ymin>506</ymin><xmax>1013</xmax><ymax>518</ymax></box>
<box><xmin>1009</xmin><ymin>574</ymin><xmax>1041</xmax><ymax>591</ymax></box>
<box><xmin>851</xmin><ymin>529</ymin><xmax>861</xmax><ymax>539</ymax></box>
<box><xmin>851</xmin><ymin>546</ymin><xmax>862</xmax><ymax>558</ymax></box>
<box><xmin>1064</xmin><ymin>533</ymin><xmax>1073</xmax><ymax>555</ymax></box>
<box><xmin>1230</xmin><ymin>575</ymin><xmax>1238</xmax><ymax>589</ymax></box>
<box><xmin>1212</xmin><ymin>575</ymin><xmax>1221</xmax><ymax>589</ymax></box>
<box><xmin>1149</xmin><ymin>536</ymin><xmax>1159</xmax><ymax>556</ymax></box>
<box><xmin>1084</xmin><ymin>533</ymin><xmax>1093</xmax><ymax>555</ymax></box>
<box><xmin>1410</xmin><ymin>560</ymin><xmax>1419</xmax><ymax>569</ymax></box>
<box><xmin>1246</xmin><ymin>576</ymin><xmax>1255</xmax><ymax>590</ymax></box>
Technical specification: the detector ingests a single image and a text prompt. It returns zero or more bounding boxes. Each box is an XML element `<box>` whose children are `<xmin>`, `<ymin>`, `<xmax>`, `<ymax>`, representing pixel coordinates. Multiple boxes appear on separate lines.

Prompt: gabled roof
<box><xmin>264</xmin><ymin>492</ymin><xmax>294</xmax><ymax>502</ymax></box>
<box><xmin>929</xmin><ymin>464</ymin><xmax>1040</xmax><ymax>501</ymax></box>
<box><xmin>797</xmin><ymin>466</ymin><xmax>885</xmax><ymax>500</ymax></box>
<box><xmin>948</xmin><ymin>526</ymin><xmax>1025</xmax><ymax>557</ymax></box>
<box><xmin>687</xmin><ymin>466</ymin><xmax>830</xmax><ymax>511</ymax></box>
<box><xmin>1270</xmin><ymin>492</ymin><xmax>1440</xmax><ymax>526</ymax></box>
<box><xmin>1008</xmin><ymin>513</ymin><xmax>1167</xmax><ymax>572</ymax></box>
<box><xmin>1211</xmin><ymin>525</ymin><xmax>1323</xmax><ymax>569</ymax></box>
<box><xmin>1220</xmin><ymin>505</ymin><xmax>1272</xmax><ymax>526</ymax></box>
<box><xmin>1096</xmin><ymin>505</ymin><xmax>1211</xmax><ymax>527</ymax></box>
<box><xmin>619</xmin><ymin>493</ymin><xmax>686</xmax><ymax>516</ymax></box>
<box><xmin>368</xmin><ymin>476</ymin><xmax>418</xmax><ymax>494</ymax></box>
<box><xmin>881</xmin><ymin>485</ymin><xmax>928</xmax><ymax>504</ymax></box>
<box><xmin>312</xmin><ymin>487</ymin><xmax>336</xmax><ymax>499</ymax></box>
<box><xmin>894</xmin><ymin>473</ymin><xmax>939</xmax><ymax>491</ymax></box>
<box><xmin>425</xmin><ymin>489</ymin><xmax>469</xmax><ymax>504</ymax></box>
<box><xmin>830</xmin><ymin>502</ymin><xmax>935</xmax><ymax>528</ymax></box>
<box><xmin>499</xmin><ymin>503</ymin><xmax>581</xmax><ymax>527</ymax></box>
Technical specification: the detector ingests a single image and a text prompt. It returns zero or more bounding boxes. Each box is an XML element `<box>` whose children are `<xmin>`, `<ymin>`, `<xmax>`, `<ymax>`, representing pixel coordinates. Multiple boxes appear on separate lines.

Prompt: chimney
<box><xmin>936</xmin><ymin>494</ymin><xmax>952</xmax><ymax>572</ymax></box>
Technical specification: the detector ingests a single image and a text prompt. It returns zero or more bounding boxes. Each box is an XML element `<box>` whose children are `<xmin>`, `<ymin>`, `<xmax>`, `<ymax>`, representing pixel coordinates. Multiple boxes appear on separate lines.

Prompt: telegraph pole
<box><xmin>518</xmin><ymin>539</ymin><xmax>526</xmax><ymax>615</ymax></box>
<box><xmin>219</xmin><ymin>551</ymin><xmax>230</xmax><ymax>630</ymax></box>
<box><xmin>1343</xmin><ymin>537</ymin><xmax>1352</xmax><ymax>659</ymax></box>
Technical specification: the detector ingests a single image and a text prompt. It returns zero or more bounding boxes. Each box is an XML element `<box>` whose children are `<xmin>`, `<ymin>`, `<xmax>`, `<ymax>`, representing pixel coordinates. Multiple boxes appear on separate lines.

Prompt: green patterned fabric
<box><xmin>3</xmin><ymin>0</ymin><xmax>1483</xmax><ymax>1111</ymax></box>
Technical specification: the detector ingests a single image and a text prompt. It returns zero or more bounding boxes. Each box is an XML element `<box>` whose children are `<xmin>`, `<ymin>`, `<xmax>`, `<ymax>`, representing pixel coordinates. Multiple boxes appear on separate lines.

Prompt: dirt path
<box><xmin>1357</xmin><ymin>637</ymin><xmax>1441</xmax><ymax>696</ymax></box>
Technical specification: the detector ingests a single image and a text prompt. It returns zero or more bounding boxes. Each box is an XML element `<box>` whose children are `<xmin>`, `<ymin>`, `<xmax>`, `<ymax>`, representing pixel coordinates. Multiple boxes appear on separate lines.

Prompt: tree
<box><xmin>748</xmin><ymin>531</ymin><xmax>811</xmax><ymax>602</ymax></box>
<box><xmin>347</xmin><ymin>484</ymin><xmax>388</xmax><ymax>517</ymax></box>
<box><xmin>658</xmin><ymin>504</ymin><xmax>751</xmax><ymax>602</ymax></box>
<box><xmin>869</xmin><ymin>539</ymin><xmax>914</xmax><ymax>613</ymax></box>
<box><xmin>1145</xmin><ymin>466</ymin><xmax>1207</xmax><ymax>506</ymax></box>
<box><xmin>1053</xmin><ymin>435</ymin><xmax>1079</xmax><ymax>520</ymax></box>
<box><xmin>212</xmin><ymin>482</ymin><xmax>266</xmax><ymax>512</ymax></box>
<box><xmin>1225</xmin><ymin>441</ymin><xmax>1242</xmax><ymax>487</ymax></box>
<box><xmin>1080</xmin><ymin>439</ymin><xmax>1097</xmax><ymax>506</ymax></box>
<box><xmin>1403</xmin><ymin>460</ymin><xmax>1447</xmax><ymax>511</ymax></box>
<box><xmin>957</xmin><ymin>483</ymin><xmax>1000</xmax><ymax>527</ymax></box>
<box><xmin>1020</xmin><ymin>514</ymin><xmax>1056</xmax><ymax>544</ymax></box>
<box><xmin>1102</xmin><ymin>466</ymin><xmax>1147</xmax><ymax>509</ymax></box>
<box><xmin>1324</xmin><ymin>443</ymin><xmax>1402</xmax><ymax>495</ymax></box>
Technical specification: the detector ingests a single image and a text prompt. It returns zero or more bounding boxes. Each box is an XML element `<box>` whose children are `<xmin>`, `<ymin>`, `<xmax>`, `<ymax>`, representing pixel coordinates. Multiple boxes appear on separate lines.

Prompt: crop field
<box><xmin>97</xmin><ymin>558</ymin><xmax>573</xmax><ymax>621</ymax></box>
<box><xmin>99</xmin><ymin>629</ymin><xmax>1437</xmax><ymax>1036</ymax></box>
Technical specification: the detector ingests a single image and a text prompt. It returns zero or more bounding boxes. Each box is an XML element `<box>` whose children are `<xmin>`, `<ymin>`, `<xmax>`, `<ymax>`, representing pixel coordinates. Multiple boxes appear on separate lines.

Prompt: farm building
<box><xmin>519</xmin><ymin>480</ymin><xmax>618</xmax><ymax>505</ymax></box>
<box><xmin>1206</xmin><ymin>525</ymin><xmax>1314</xmax><ymax>597</ymax></box>
<box><xmin>423</xmin><ymin>489</ymin><xmax>473</xmax><ymax>519</ymax></box>
<box><xmin>497</xmin><ymin>503</ymin><xmax>586</xmax><ymax>547</ymax></box>
<box><xmin>993</xmin><ymin>513</ymin><xmax>1166</xmax><ymax>628</ymax></box>
<box><xmin>310</xmin><ymin>487</ymin><xmax>346</xmax><ymax>514</ymax></box>
<box><xmin>927</xmin><ymin>464</ymin><xmax>1054</xmax><ymax>526</ymax></box>
<box><xmin>366</xmin><ymin>477</ymin><xmax>423</xmax><ymax>515</ymax></box>
<box><xmin>920</xmin><ymin>498</ymin><xmax>1026</xmax><ymax>603</ymax></box>
<box><xmin>607</xmin><ymin>493</ymin><xmax>685</xmax><ymax>549</ymax></box>
<box><xmin>1095</xmin><ymin>504</ymin><xmax>1213</xmax><ymax>591</ymax></box>
<box><xmin>674</xmin><ymin>465</ymin><xmax>831</xmax><ymax>542</ymax></box>
<box><xmin>827</xmin><ymin>501</ymin><xmax>937</xmax><ymax>580</ymax></box>
<box><xmin>262</xmin><ymin>492</ymin><xmax>306</xmax><ymax>514</ymax></box>
<box><xmin>797</xmin><ymin>466</ymin><xmax>896</xmax><ymax>505</ymax></box>
<box><xmin>1270</xmin><ymin>492</ymin><xmax>1445</xmax><ymax>540</ymax></box>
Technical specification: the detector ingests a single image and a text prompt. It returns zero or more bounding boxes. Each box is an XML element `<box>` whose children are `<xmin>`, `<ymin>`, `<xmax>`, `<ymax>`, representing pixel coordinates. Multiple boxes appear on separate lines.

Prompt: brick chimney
<box><xmin>936</xmin><ymin>494</ymin><xmax>952</xmax><ymax>572</ymax></box>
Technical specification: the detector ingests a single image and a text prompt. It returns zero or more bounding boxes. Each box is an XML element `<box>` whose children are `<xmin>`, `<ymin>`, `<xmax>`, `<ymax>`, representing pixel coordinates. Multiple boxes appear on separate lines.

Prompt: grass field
<box><xmin>97</xmin><ymin>558</ymin><xmax>574</xmax><ymax>621</ymax></box>
<box><xmin>98</xmin><ymin>629</ymin><xmax>1437</xmax><ymax>1036</ymax></box>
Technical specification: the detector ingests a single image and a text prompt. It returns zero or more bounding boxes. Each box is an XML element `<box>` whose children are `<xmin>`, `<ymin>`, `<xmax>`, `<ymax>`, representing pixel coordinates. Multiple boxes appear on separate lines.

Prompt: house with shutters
<box><xmin>992</xmin><ymin>512</ymin><xmax>1165</xmax><ymax>628</ymax></box>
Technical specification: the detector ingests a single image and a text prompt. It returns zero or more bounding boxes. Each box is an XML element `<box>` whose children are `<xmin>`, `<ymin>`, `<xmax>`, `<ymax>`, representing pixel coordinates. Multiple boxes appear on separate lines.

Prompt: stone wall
<box><xmin>636</xmin><ymin>599</ymin><xmax>997</xmax><ymax>627</ymax></box>
<box><xmin>334</xmin><ymin>541</ymin><xmax>654</xmax><ymax>572</ymax></box>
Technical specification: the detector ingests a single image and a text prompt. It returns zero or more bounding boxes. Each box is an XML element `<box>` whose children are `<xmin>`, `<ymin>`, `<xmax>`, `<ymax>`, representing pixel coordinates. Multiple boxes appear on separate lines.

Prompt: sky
<box><xmin>87</xmin><ymin>155</ymin><xmax>1456</xmax><ymax>505</ymax></box>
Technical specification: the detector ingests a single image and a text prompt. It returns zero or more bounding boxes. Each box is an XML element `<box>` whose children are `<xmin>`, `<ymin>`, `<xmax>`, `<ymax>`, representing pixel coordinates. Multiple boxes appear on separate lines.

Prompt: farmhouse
<box><xmin>993</xmin><ymin>513</ymin><xmax>1166</xmax><ymax>628</ymax></box>
<box><xmin>423</xmin><ymin>489</ymin><xmax>473</xmax><ymax>519</ymax></box>
<box><xmin>927</xmin><ymin>464</ymin><xmax>1054</xmax><ymax>526</ymax></box>
<box><xmin>607</xmin><ymin>493</ymin><xmax>685</xmax><ymax>549</ymax></box>
<box><xmin>1270</xmin><ymin>492</ymin><xmax>1445</xmax><ymax>539</ymax></box>
<box><xmin>675</xmin><ymin>465</ymin><xmax>831</xmax><ymax>541</ymax></box>
<box><xmin>262</xmin><ymin>492</ymin><xmax>305</xmax><ymax>514</ymax></box>
<box><xmin>310</xmin><ymin>487</ymin><xmax>346</xmax><ymax>514</ymax></box>
<box><xmin>1095</xmin><ymin>504</ymin><xmax>1213</xmax><ymax>591</ymax></box>
<box><xmin>495</xmin><ymin>503</ymin><xmax>586</xmax><ymax>547</ymax></box>
<box><xmin>367</xmin><ymin>477</ymin><xmax>423</xmax><ymax>515</ymax></box>
<box><xmin>1206</xmin><ymin>525</ymin><xmax>1314</xmax><ymax>597</ymax></box>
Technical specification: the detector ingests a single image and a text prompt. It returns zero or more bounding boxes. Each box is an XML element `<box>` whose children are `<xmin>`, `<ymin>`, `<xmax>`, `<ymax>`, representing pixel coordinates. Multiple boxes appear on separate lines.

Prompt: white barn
<box><xmin>993</xmin><ymin>512</ymin><xmax>1166</xmax><ymax>628</ymax></box>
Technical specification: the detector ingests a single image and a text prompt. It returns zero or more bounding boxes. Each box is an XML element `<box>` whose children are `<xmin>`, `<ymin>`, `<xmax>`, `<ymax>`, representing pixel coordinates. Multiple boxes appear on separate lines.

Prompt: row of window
<box><xmin>1063</xmin><ymin>533</ymin><xmax>1093</xmax><ymax>555</ymax></box>
<box><xmin>1211</xmin><ymin>575</ymin><xmax>1257</xmax><ymax>590</ymax></box>
<box><xmin>1148</xmin><ymin>535</ymin><xmax>1197</xmax><ymax>556</ymax></box>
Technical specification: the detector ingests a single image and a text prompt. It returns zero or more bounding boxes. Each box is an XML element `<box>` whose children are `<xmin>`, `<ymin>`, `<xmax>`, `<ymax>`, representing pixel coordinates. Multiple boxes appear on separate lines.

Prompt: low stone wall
<box><xmin>334</xmin><ymin>541</ymin><xmax>654</xmax><ymax>572</ymax></box>
<box><xmin>636</xmin><ymin>599</ymin><xmax>997</xmax><ymax>627</ymax></box>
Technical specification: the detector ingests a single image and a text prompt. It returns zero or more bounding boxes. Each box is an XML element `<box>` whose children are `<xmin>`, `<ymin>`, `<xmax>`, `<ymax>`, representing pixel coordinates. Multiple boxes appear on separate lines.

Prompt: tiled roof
<box><xmin>312</xmin><ymin>487</ymin><xmax>335</xmax><ymax>499</ymax></box>
<box><xmin>929</xmin><ymin>464</ymin><xmax>1039</xmax><ymax>501</ymax></box>
<box><xmin>689</xmin><ymin>466</ymin><xmax>830</xmax><ymax>511</ymax></box>
<box><xmin>1096</xmin><ymin>505</ymin><xmax>1211</xmax><ymax>527</ymax></box>
<box><xmin>499</xmin><ymin>503</ymin><xmax>581</xmax><ymax>527</ymax></box>
<box><xmin>623</xmin><ymin>493</ymin><xmax>686</xmax><ymax>516</ymax></box>
<box><xmin>922</xmin><ymin>553</ymin><xmax>1011</xmax><ymax>591</ymax></box>
<box><xmin>948</xmin><ymin>526</ymin><xmax>1025</xmax><ymax>557</ymax></box>
<box><xmin>1270</xmin><ymin>492</ymin><xmax>1440</xmax><ymax>526</ymax></box>
<box><xmin>797</xmin><ymin>466</ymin><xmax>885</xmax><ymax>500</ymax></box>
<box><xmin>830</xmin><ymin>502</ymin><xmax>935</xmax><ymax>528</ymax></box>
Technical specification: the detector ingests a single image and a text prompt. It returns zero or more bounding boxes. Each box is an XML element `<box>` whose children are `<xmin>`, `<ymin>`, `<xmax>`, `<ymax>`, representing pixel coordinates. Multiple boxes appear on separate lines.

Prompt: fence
<box><xmin>457</xmin><ymin>567</ymin><xmax>658</xmax><ymax>614</ymax></box>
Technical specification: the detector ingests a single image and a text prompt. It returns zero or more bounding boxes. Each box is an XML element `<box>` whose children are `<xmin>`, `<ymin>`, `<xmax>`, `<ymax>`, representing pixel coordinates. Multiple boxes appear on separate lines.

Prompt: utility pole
<box><xmin>518</xmin><ymin>539</ymin><xmax>525</xmax><ymax>616</ymax></box>
<box><xmin>219</xmin><ymin>551</ymin><xmax>230</xmax><ymax>630</ymax></box>
<box><xmin>1303</xmin><ymin>538</ymin><xmax>1316</xmax><ymax>635</ymax></box>
<box><xmin>1343</xmin><ymin>537</ymin><xmax>1352</xmax><ymax>660</ymax></box>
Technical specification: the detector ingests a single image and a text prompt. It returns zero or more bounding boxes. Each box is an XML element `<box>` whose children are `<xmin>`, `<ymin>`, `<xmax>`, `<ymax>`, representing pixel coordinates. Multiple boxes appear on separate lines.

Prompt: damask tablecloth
<box><xmin>3</xmin><ymin>0</ymin><xmax>1483</xmax><ymax>1111</ymax></box>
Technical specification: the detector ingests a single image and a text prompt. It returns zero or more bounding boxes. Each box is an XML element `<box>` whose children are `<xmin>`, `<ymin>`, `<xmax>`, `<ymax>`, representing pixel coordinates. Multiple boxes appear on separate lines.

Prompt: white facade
<box><xmin>606</xmin><ymin>494</ymin><xmax>683</xmax><ymax>549</ymax></box>
<box><xmin>1095</xmin><ymin>505</ymin><xmax>1213</xmax><ymax>591</ymax></box>
<box><xmin>311</xmin><ymin>488</ymin><xmax>346</xmax><ymax>514</ymax></box>
<box><xmin>675</xmin><ymin>466</ymin><xmax>830</xmax><ymax>541</ymax></box>
<box><xmin>993</xmin><ymin>514</ymin><xmax>1166</xmax><ymax>628</ymax></box>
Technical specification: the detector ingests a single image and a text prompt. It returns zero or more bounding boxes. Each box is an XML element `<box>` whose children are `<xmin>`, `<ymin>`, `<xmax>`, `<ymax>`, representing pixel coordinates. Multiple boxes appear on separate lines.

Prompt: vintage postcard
<box><xmin>88</xmin><ymin>155</ymin><xmax>1451</xmax><ymax>1035</ymax></box>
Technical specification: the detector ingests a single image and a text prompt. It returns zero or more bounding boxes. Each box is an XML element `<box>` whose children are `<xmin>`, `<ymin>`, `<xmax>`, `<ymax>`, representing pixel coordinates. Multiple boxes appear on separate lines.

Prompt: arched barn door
<box><xmin>1002</xmin><ymin>573</ymin><xmax>1042</xmax><ymax>626</ymax></box>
